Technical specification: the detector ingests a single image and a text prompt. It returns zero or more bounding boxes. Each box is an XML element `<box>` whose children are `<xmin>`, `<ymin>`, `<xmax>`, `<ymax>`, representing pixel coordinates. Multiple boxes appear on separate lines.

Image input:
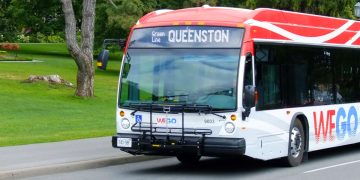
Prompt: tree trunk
<box><xmin>76</xmin><ymin>56</ymin><xmax>94</xmax><ymax>97</ymax></box>
<box><xmin>60</xmin><ymin>0</ymin><xmax>96</xmax><ymax>97</ymax></box>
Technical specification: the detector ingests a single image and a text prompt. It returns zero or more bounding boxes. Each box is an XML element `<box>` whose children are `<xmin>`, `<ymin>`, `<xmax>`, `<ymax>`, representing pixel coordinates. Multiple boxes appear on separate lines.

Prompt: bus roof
<box><xmin>135</xmin><ymin>6</ymin><xmax>360</xmax><ymax>48</ymax></box>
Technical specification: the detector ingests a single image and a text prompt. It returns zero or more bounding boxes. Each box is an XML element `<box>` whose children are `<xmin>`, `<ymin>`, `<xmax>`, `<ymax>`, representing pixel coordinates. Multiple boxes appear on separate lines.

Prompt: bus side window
<box><xmin>255</xmin><ymin>46</ymin><xmax>282</xmax><ymax>110</ymax></box>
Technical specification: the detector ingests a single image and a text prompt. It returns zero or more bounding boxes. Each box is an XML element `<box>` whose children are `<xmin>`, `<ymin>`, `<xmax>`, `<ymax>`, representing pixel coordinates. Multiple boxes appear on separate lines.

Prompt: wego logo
<box><xmin>156</xmin><ymin>118</ymin><xmax>177</xmax><ymax>124</ymax></box>
<box><xmin>313</xmin><ymin>106</ymin><xmax>359</xmax><ymax>143</ymax></box>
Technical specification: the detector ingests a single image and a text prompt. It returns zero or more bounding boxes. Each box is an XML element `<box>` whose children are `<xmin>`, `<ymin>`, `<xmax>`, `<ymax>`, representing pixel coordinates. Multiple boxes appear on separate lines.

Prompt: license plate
<box><xmin>117</xmin><ymin>138</ymin><xmax>132</xmax><ymax>148</ymax></box>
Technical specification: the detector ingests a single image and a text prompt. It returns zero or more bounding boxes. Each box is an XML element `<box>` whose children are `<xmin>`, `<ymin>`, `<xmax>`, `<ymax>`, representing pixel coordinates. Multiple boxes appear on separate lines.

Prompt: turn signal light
<box><xmin>119</xmin><ymin>111</ymin><xmax>125</xmax><ymax>117</ymax></box>
<box><xmin>152</xmin><ymin>144</ymin><xmax>161</xmax><ymax>148</ymax></box>
<box><xmin>231</xmin><ymin>114</ymin><xmax>237</xmax><ymax>121</ymax></box>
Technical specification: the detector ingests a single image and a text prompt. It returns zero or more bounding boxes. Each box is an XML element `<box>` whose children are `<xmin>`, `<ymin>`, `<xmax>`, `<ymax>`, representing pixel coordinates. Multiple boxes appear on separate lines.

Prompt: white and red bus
<box><xmin>112</xmin><ymin>5</ymin><xmax>360</xmax><ymax>166</ymax></box>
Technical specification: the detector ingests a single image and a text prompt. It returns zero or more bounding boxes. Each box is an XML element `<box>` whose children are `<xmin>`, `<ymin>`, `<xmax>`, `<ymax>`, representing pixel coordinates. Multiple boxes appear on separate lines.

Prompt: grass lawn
<box><xmin>0</xmin><ymin>49</ymin><xmax>31</xmax><ymax>61</ymax></box>
<box><xmin>0</xmin><ymin>43</ymin><xmax>122</xmax><ymax>147</ymax></box>
<box><xmin>0</xmin><ymin>53</ymin><xmax>31</xmax><ymax>61</ymax></box>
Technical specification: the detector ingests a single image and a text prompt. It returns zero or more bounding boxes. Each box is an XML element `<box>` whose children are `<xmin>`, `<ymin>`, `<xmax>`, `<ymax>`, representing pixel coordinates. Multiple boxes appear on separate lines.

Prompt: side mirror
<box><xmin>244</xmin><ymin>85</ymin><xmax>256</xmax><ymax>108</ymax></box>
<box><xmin>97</xmin><ymin>49</ymin><xmax>109</xmax><ymax>70</ymax></box>
<box><xmin>243</xmin><ymin>85</ymin><xmax>256</xmax><ymax>119</ymax></box>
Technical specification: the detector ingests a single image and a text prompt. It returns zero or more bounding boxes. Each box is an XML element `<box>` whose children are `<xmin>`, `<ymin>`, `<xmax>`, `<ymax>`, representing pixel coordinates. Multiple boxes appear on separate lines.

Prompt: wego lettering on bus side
<box><xmin>313</xmin><ymin>106</ymin><xmax>359</xmax><ymax>143</ymax></box>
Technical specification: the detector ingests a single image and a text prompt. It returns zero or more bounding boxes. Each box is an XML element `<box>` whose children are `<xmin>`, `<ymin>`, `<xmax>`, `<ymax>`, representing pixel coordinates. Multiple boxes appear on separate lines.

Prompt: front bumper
<box><xmin>112</xmin><ymin>133</ymin><xmax>246</xmax><ymax>157</ymax></box>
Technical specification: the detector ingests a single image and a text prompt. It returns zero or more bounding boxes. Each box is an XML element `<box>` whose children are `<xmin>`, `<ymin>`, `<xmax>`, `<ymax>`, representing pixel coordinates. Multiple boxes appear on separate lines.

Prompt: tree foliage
<box><xmin>95</xmin><ymin>0</ymin><xmax>357</xmax><ymax>47</ymax></box>
<box><xmin>0</xmin><ymin>0</ymin><xmax>358</xmax><ymax>46</ymax></box>
<box><xmin>0</xmin><ymin>0</ymin><xmax>17</xmax><ymax>41</ymax></box>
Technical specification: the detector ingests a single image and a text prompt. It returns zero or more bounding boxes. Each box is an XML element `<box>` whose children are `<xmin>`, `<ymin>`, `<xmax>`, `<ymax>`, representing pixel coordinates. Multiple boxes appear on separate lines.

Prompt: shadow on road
<box><xmin>127</xmin><ymin>143</ymin><xmax>360</xmax><ymax>177</ymax></box>
<box><xmin>131</xmin><ymin>156</ymin><xmax>273</xmax><ymax>178</ymax></box>
<box><xmin>308</xmin><ymin>143</ymin><xmax>360</xmax><ymax>161</ymax></box>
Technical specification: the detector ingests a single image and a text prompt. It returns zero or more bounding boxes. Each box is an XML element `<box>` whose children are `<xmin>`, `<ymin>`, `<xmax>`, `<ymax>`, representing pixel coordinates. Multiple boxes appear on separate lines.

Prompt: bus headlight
<box><xmin>121</xmin><ymin>118</ymin><xmax>130</xmax><ymax>129</ymax></box>
<box><xmin>225</xmin><ymin>122</ymin><xmax>235</xmax><ymax>133</ymax></box>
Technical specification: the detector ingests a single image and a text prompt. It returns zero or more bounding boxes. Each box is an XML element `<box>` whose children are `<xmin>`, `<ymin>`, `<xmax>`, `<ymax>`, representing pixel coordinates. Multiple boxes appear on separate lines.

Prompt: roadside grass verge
<box><xmin>0</xmin><ymin>43</ymin><xmax>122</xmax><ymax>146</ymax></box>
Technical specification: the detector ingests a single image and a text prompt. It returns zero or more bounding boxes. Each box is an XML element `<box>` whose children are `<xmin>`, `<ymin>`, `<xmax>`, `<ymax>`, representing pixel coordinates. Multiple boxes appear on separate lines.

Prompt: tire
<box><xmin>283</xmin><ymin>119</ymin><xmax>305</xmax><ymax>167</ymax></box>
<box><xmin>176</xmin><ymin>153</ymin><xmax>201</xmax><ymax>165</ymax></box>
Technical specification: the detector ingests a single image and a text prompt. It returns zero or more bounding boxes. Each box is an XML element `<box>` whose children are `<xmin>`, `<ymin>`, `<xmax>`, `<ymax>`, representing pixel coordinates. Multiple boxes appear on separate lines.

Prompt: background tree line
<box><xmin>0</xmin><ymin>0</ymin><xmax>358</xmax><ymax>48</ymax></box>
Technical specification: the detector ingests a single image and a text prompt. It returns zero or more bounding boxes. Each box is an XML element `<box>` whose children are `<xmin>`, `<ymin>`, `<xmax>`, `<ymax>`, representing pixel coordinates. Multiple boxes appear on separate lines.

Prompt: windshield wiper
<box><xmin>209</xmin><ymin>111</ymin><xmax>226</xmax><ymax>119</ymax></box>
<box><xmin>127</xmin><ymin>102</ymin><xmax>226</xmax><ymax>119</ymax></box>
<box><xmin>184</xmin><ymin>104</ymin><xmax>226</xmax><ymax>119</ymax></box>
<box><xmin>128</xmin><ymin>102</ymin><xmax>185</xmax><ymax>115</ymax></box>
<box><xmin>128</xmin><ymin>102</ymin><xmax>151</xmax><ymax>116</ymax></box>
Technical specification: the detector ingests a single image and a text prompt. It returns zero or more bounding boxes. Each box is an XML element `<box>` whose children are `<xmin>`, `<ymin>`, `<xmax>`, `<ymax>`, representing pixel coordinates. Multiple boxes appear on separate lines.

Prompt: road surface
<box><xmin>25</xmin><ymin>143</ymin><xmax>360</xmax><ymax>180</ymax></box>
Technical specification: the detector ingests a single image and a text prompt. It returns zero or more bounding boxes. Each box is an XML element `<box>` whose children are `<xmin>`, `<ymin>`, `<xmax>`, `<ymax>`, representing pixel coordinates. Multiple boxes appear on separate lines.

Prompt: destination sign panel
<box><xmin>129</xmin><ymin>26</ymin><xmax>243</xmax><ymax>48</ymax></box>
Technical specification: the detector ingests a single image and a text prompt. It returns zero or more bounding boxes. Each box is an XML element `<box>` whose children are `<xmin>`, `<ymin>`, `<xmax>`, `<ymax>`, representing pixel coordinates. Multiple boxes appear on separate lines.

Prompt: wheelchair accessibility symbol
<box><xmin>135</xmin><ymin>115</ymin><xmax>142</xmax><ymax>123</ymax></box>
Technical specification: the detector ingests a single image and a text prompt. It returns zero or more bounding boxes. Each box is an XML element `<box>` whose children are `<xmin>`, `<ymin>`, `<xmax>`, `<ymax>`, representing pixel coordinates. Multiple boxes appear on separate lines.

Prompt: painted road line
<box><xmin>304</xmin><ymin>159</ymin><xmax>360</xmax><ymax>174</ymax></box>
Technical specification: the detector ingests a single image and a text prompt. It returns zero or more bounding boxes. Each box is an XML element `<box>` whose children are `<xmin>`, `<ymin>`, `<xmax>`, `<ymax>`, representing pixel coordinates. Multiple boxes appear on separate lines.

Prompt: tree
<box><xmin>60</xmin><ymin>0</ymin><xmax>96</xmax><ymax>97</ymax></box>
<box><xmin>94</xmin><ymin>0</ymin><xmax>158</xmax><ymax>48</ymax></box>
<box><xmin>243</xmin><ymin>0</ymin><xmax>357</xmax><ymax>19</ymax></box>
<box><xmin>6</xmin><ymin>0</ymin><xmax>65</xmax><ymax>38</ymax></box>
<box><xmin>183</xmin><ymin>0</ymin><xmax>217</xmax><ymax>7</ymax></box>
<box><xmin>0</xmin><ymin>0</ymin><xmax>18</xmax><ymax>42</ymax></box>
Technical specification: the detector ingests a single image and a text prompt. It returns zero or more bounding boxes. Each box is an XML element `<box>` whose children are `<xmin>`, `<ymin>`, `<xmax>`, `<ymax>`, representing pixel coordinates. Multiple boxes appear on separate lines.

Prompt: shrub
<box><xmin>16</xmin><ymin>34</ymin><xmax>30</xmax><ymax>43</ymax></box>
<box><xmin>36</xmin><ymin>32</ymin><xmax>47</xmax><ymax>43</ymax></box>
<box><xmin>0</xmin><ymin>43</ymin><xmax>20</xmax><ymax>51</ymax></box>
<box><xmin>47</xmin><ymin>35</ymin><xmax>65</xmax><ymax>43</ymax></box>
<box><xmin>0</xmin><ymin>43</ymin><xmax>20</xmax><ymax>58</ymax></box>
<box><xmin>32</xmin><ymin>33</ymin><xmax>65</xmax><ymax>43</ymax></box>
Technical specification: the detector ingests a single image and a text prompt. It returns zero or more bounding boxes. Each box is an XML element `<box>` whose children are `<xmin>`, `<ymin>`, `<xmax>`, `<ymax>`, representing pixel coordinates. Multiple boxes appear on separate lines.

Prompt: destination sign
<box><xmin>128</xmin><ymin>26</ymin><xmax>243</xmax><ymax>48</ymax></box>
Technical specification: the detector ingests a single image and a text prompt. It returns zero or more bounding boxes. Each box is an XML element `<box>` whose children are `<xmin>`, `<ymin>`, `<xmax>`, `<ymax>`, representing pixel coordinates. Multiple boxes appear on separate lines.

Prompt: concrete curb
<box><xmin>0</xmin><ymin>155</ymin><xmax>165</xmax><ymax>179</ymax></box>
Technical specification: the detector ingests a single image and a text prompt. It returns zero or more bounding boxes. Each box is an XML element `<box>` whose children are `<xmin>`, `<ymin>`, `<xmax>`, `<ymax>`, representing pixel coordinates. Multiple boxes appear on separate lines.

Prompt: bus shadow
<box><xmin>131</xmin><ymin>156</ymin><xmax>275</xmax><ymax>177</ymax></box>
<box><xmin>307</xmin><ymin>143</ymin><xmax>360</xmax><ymax>161</ymax></box>
<box><xmin>130</xmin><ymin>143</ymin><xmax>360</xmax><ymax>176</ymax></box>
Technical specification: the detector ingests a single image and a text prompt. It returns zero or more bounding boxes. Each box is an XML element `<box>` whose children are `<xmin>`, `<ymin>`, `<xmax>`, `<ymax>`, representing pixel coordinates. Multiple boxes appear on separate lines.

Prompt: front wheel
<box><xmin>283</xmin><ymin>119</ymin><xmax>305</xmax><ymax>167</ymax></box>
<box><xmin>176</xmin><ymin>153</ymin><xmax>201</xmax><ymax>165</ymax></box>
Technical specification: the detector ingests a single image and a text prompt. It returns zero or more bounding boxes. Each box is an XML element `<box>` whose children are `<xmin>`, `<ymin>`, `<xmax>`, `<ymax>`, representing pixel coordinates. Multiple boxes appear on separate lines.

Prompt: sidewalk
<box><xmin>0</xmin><ymin>137</ymin><xmax>159</xmax><ymax>179</ymax></box>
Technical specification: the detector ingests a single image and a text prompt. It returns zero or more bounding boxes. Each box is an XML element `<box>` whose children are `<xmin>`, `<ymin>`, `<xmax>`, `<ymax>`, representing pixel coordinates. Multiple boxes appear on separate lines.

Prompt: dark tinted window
<box><xmin>334</xmin><ymin>49</ymin><xmax>360</xmax><ymax>103</ymax></box>
<box><xmin>255</xmin><ymin>46</ymin><xmax>283</xmax><ymax>110</ymax></box>
<box><xmin>254</xmin><ymin>44</ymin><xmax>360</xmax><ymax>110</ymax></box>
<box><xmin>311</xmin><ymin>50</ymin><xmax>334</xmax><ymax>105</ymax></box>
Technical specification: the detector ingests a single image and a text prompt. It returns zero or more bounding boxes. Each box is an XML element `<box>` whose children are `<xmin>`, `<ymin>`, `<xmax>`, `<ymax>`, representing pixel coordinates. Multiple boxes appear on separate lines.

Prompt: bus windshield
<box><xmin>119</xmin><ymin>26</ymin><xmax>243</xmax><ymax>111</ymax></box>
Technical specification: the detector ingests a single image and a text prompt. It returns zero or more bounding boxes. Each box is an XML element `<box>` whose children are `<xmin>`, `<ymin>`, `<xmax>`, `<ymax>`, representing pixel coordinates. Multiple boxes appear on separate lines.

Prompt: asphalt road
<box><xmin>25</xmin><ymin>143</ymin><xmax>360</xmax><ymax>180</ymax></box>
